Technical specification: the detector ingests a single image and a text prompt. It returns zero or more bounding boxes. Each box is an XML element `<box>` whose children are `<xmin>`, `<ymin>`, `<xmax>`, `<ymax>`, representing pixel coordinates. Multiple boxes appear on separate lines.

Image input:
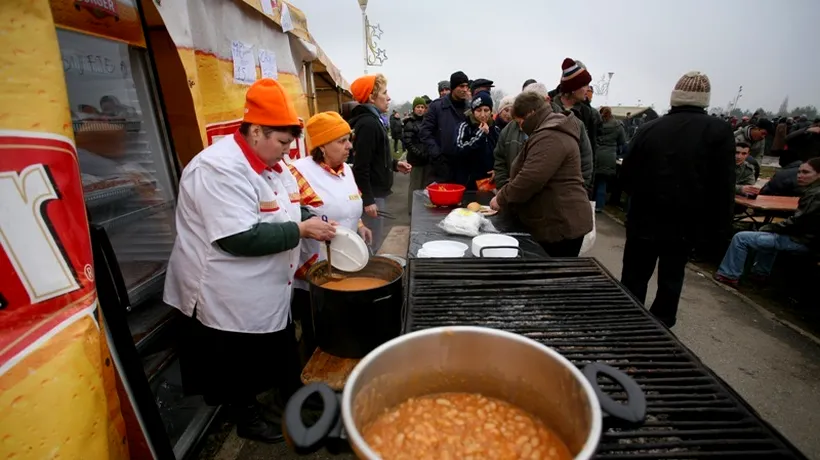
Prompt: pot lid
<box><xmin>320</xmin><ymin>226</ymin><xmax>369</xmax><ymax>272</ymax></box>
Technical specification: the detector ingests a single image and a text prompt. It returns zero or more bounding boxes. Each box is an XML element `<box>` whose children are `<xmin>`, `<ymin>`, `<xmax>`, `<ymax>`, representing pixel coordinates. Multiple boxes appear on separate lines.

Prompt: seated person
<box><xmin>760</xmin><ymin>159</ymin><xmax>803</xmax><ymax>197</ymax></box>
<box><xmin>714</xmin><ymin>157</ymin><xmax>820</xmax><ymax>287</ymax></box>
<box><xmin>734</xmin><ymin>142</ymin><xmax>757</xmax><ymax>196</ymax></box>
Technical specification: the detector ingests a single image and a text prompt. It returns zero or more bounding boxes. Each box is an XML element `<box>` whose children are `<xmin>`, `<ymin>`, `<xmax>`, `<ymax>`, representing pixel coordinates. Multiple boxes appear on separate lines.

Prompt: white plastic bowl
<box><xmin>471</xmin><ymin>234</ymin><xmax>520</xmax><ymax>258</ymax></box>
<box><xmin>422</xmin><ymin>240</ymin><xmax>468</xmax><ymax>255</ymax></box>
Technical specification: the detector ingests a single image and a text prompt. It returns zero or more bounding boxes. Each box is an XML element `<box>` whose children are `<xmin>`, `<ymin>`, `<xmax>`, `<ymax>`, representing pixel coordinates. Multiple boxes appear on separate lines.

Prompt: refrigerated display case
<box><xmin>57</xmin><ymin>28</ymin><xmax>218</xmax><ymax>459</ymax></box>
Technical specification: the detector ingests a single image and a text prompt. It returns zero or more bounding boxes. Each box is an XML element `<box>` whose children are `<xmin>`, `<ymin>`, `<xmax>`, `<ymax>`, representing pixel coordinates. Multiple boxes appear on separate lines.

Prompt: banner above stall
<box><xmin>241</xmin><ymin>0</ymin><xmax>350</xmax><ymax>91</ymax></box>
<box><xmin>51</xmin><ymin>0</ymin><xmax>146</xmax><ymax>47</ymax></box>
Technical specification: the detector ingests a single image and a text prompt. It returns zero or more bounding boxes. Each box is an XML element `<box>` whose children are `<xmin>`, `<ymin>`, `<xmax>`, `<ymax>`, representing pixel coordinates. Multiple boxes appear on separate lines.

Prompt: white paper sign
<box><xmin>280</xmin><ymin>2</ymin><xmax>294</xmax><ymax>33</ymax></box>
<box><xmin>231</xmin><ymin>40</ymin><xmax>256</xmax><ymax>85</ymax></box>
<box><xmin>258</xmin><ymin>49</ymin><xmax>278</xmax><ymax>80</ymax></box>
<box><xmin>260</xmin><ymin>0</ymin><xmax>274</xmax><ymax>15</ymax></box>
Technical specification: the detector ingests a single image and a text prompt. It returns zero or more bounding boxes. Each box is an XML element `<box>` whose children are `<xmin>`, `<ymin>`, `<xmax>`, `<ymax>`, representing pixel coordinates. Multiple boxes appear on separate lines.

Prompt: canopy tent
<box><xmin>610</xmin><ymin>106</ymin><xmax>659</xmax><ymax>121</ymax></box>
<box><xmin>141</xmin><ymin>0</ymin><xmax>353</xmax><ymax>165</ymax></box>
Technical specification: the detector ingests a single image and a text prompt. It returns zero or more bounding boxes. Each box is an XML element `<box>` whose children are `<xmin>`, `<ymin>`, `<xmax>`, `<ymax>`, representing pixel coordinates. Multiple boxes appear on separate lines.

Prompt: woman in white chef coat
<box><xmin>163</xmin><ymin>78</ymin><xmax>336</xmax><ymax>444</ymax></box>
<box><xmin>288</xmin><ymin>112</ymin><xmax>372</xmax><ymax>363</ymax></box>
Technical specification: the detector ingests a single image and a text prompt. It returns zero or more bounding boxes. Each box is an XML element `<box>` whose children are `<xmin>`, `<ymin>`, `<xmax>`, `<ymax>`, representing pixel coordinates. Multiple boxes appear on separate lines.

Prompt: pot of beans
<box><xmin>306</xmin><ymin>256</ymin><xmax>404</xmax><ymax>358</ymax></box>
<box><xmin>284</xmin><ymin>326</ymin><xmax>646</xmax><ymax>459</ymax></box>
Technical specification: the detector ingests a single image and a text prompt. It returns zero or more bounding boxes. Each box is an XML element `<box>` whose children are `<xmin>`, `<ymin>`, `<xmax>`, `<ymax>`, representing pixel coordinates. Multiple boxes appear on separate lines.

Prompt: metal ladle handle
<box><xmin>322</xmin><ymin>215</ymin><xmax>335</xmax><ymax>278</ymax></box>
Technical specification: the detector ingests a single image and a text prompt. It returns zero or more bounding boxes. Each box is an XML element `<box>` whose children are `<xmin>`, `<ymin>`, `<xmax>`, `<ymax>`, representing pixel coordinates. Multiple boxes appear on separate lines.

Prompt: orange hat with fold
<box><xmin>305</xmin><ymin>112</ymin><xmax>351</xmax><ymax>151</ymax></box>
<box><xmin>351</xmin><ymin>75</ymin><xmax>377</xmax><ymax>103</ymax></box>
<box><xmin>243</xmin><ymin>78</ymin><xmax>302</xmax><ymax>127</ymax></box>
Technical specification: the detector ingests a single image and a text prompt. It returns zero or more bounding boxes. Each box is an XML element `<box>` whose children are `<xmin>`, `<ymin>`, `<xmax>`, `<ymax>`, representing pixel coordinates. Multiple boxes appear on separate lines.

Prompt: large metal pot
<box><xmin>284</xmin><ymin>326</ymin><xmax>646</xmax><ymax>459</ymax></box>
<box><xmin>306</xmin><ymin>256</ymin><xmax>404</xmax><ymax>358</ymax></box>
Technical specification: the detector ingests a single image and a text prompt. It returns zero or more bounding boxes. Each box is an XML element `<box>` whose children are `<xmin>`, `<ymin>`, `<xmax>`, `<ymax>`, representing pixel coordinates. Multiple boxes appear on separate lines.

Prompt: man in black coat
<box><xmin>419</xmin><ymin>71</ymin><xmax>471</xmax><ymax>183</ymax></box>
<box><xmin>550</xmin><ymin>58</ymin><xmax>601</xmax><ymax>188</ymax></box>
<box><xmin>389</xmin><ymin>111</ymin><xmax>403</xmax><ymax>153</ymax></box>
<box><xmin>620</xmin><ymin>71</ymin><xmax>735</xmax><ymax>328</ymax></box>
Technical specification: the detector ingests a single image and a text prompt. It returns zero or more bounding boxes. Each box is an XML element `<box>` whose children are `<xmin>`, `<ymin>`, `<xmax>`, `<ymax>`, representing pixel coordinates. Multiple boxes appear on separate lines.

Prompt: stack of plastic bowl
<box><xmin>416</xmin><ymin>240</ymin><xmax>469</xmax><ymax>258</ymax></box>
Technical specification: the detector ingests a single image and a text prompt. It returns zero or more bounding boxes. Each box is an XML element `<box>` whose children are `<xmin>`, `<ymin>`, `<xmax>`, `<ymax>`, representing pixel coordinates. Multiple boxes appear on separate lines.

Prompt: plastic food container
<box><xmin>471</xmin><ymin>234</ymin><xmax>520</xmax><ymax>258</ymax></box>
<box><xmin>320</xmin><ymin>227</ymin><xmax>369</xmax><ymax>271</ymax></box>
<box><xmin>426</xmin><ymin>183</ymin><xmax>466</xmax><ymax>206</ymax></box>
<box><xmin>421</xmin><ymin>240</ymin><xmax>468</xmax><ymax>257</ymax></box>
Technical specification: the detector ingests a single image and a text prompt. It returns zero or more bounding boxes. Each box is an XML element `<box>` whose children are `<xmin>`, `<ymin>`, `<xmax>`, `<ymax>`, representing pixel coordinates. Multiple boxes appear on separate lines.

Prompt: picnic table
<box><xmin>734</xmin><ymin>195</ymin><xmax>799</xmax><ymax>227</ymax></box>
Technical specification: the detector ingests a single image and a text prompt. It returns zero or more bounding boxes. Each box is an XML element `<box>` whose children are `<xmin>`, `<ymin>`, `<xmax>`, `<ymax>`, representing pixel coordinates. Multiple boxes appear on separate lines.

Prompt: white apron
<box><xmin>289</xmin><ymin>158</ymin><xmax>363</xmax><ymax>290</ymax></box>
<box><xmin>164</xmin><ymin>133</ymin><xmax>302</xmax><ymax>333</ymax></box>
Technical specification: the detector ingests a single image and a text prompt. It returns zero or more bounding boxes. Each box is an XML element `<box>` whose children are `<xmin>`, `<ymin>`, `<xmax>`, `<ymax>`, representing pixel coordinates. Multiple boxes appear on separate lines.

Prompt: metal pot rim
<box><xmin>306</xmin><ymin>256</ymin><xmax>404</xmax><ymax>287</ymax></box>
<box><xmin>340</xmin><ymin>325</ymin><xmax>603</xmax><ymax>460</ymax></box>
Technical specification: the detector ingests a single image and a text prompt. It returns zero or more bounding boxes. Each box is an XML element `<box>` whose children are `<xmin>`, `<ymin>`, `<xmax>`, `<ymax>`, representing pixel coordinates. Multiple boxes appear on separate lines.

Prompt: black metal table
<box><xmin>409</xmin><ymin>190</ymin><xmax>547</xmax><ymax>259</ymax></box>
<box><xmin>405</xmin><ymin>258</ymin><xmax>807</xmax><ymax>459</ymax></box>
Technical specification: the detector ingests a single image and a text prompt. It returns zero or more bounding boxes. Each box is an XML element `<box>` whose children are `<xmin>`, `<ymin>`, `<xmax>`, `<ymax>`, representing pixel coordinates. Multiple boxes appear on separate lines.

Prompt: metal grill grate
<box><xmin>405</xmin><ymin>258</ymin><xmax>806</xmax><ymax>459</ymax></box>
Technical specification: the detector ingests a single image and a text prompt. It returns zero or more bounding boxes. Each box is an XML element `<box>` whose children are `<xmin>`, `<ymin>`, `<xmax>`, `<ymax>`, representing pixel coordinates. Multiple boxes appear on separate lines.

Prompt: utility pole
<box><xmin>357</xmin><ymin>0</ymin><xmax>386</xmax><ymax>75</ymax></box>
<box><xmin>730</xmin><ymin>85</ymin><xmax>743</xmax><ymax>114</ymax></box>
<box><xmin>358</xmin><ymin>0</ymin><xmax>368</xmax><ymax>75</ymax></box>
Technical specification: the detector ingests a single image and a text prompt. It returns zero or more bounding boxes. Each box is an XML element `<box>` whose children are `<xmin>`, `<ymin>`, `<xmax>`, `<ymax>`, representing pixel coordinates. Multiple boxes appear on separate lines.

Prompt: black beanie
<box><xmin>450</xmin><ymin>71</ymin><xmax>469</xmax><ymax>90</ymax></box>
<box><xmin>755</xmin><ymin>118</ymin><xmax>775</xmax><ymax>136</ymax></box>
<box><xmin>470</xmin><ymin>91</ymin><xmax>493</xmax><ymax>111</ymax></box>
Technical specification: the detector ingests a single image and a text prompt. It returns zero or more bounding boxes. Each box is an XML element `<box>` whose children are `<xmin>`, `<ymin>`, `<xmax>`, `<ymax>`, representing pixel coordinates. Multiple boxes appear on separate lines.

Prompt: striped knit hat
<box><xmin>670</xmin><ymin>71</ymin><xmax>711</xmax><ymax>108</ymax></box>
<box><xmin>559</xmin><ymin>58</ymin><xmax>592</xmax><ymax>93</ymax></box>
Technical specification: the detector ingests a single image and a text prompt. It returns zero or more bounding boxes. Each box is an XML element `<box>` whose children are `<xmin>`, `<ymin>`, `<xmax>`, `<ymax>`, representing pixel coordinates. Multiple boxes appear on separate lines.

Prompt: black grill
<box><xmin>405</xmin><ymin>258</ymin><xmax>807</xmax><ymax>459</ymax></box>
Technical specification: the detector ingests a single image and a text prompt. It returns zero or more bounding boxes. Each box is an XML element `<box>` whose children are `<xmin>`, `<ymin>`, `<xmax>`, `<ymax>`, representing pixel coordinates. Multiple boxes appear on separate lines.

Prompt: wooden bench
<box><xmin>301</xmin><ymin>225</ymin><xmax>410</xmax><ymax>389</ymax></box>
<box><xmin>737</xmin><ymin>216</ymin><xmax>786</xmax><ymax>225</ymax></box>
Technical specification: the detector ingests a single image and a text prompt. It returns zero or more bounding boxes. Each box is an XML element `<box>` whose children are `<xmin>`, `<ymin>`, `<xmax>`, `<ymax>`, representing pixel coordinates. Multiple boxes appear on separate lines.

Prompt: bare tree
<box><xmin>777</xmin><ymin>96</ymin><xmax>790</xmax><ymax>116</ymax></box>
<box><xmin>490</xmin><ymin>89</ymin><xmax>507</xmax><ymax>110</ymax></box>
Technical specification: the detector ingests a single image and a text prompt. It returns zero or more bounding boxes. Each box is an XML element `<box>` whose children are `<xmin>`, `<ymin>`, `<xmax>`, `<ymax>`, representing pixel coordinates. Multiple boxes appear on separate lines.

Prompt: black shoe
<box><xmin>233</xmin><ymin>403</ymin><xmax>285</xmax><ymax>444</ymax></box>
<box><xmin>649</xmin><ymin>311</ymin><xmax>677</xmax><ymax>328</ymax></box>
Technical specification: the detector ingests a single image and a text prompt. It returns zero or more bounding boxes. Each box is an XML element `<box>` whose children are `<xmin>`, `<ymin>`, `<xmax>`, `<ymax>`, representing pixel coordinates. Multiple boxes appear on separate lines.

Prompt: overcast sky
<box><xmin>290</xmin><ymin>0</ymin><xmax>819</xmax><ymax>113</ymax></box>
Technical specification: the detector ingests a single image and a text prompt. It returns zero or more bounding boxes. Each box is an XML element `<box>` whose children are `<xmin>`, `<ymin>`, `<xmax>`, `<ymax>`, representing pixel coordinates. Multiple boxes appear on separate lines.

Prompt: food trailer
<box><xmin>0</xmin><ymin>0</ymin><xmax>350</xmax><ymax>458</ymax></box>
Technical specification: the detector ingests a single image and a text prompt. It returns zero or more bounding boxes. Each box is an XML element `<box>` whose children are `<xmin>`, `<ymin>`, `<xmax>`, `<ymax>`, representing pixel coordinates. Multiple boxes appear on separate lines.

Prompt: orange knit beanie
<box><xmin>351</xmin><ymin>75</ymin><xmax>377</xmax><ymax>104</ymax></box>
<box><xmin>243</xmin><ymin>78</ymin><xmax>301</xmax><ymax>127</ymax></box>
<box><xmin>305</xmin><ymin>112</ymin><xmax>351</xmax><ymax>151</ymax></box>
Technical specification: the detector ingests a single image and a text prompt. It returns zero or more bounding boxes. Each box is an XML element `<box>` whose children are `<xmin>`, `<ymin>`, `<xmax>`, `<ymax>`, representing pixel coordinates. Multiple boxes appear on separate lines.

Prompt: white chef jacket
<box><xmin>164</xmin><ymin>132</ymin><xmax>302</xmax><ymax>333</ymax></box>
<box><xmin>288</xmin><ymin>158</ymin><xmax>362</xmax><ymax>290</ymax></box>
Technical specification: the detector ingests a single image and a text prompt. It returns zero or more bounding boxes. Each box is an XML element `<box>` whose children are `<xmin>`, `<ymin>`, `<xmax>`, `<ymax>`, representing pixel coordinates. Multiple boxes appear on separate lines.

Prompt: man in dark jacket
<box><xmin>419</xmin><ymin>71</ymin><xmax>471</xmax><ymax>183</ymax></box>
<box><xmin>437</xmin><ymin>81</ymin><xmax>450</xmax><ymax>99</ymax></box>
<box><xmin>784</xmin><ymin>124</ymin><xmax>820</xmax><ymax>163</ymax></box>
<box><xmin>620</xmin><ymin>71</ymin><xmax>735</xmax><ymax>328</ymax></box>
<box><xmin>389</xmin><ymin>111</ymin><xmax>403</xmax><ymax>153</ymax></box>
<box><xmin>404</xmin><ymin>96</ymin><xmax>431</xmax><ymax>209</ymax></box>
<box><xmin>760</xmin><ymin>160</ymin><xmax>803</xmax><ymax>197</ymax></box>
<box><xmin>550</xmin><ymin>58</ymin><xmax>600</xmax><ymax>188</ymax></box>
<box><xmin>348</xmin><ymin>74</ymin><xmax>411</xmax><ymax>249</ymax></box>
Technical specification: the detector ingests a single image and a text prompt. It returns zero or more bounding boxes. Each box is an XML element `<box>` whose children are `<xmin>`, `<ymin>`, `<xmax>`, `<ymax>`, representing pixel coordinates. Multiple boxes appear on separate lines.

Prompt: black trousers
<box><xmin>540</xmin><ymin>237</ymin><xmax>584</xmax><ymax>257</ymax></box>
<box><xmin>620</xmin><ymin>235</ymin><xmax>691</xmax><ymax>327</ymax></box>
<box><xmin>291</xmin><ymin>288</ymin><xmax>317</xmax><ymax>369</ymax></box>
<box><xmin>178</xmin><ymin>311</ymin><xmax>302</xmax><ymax>406</ymax></box>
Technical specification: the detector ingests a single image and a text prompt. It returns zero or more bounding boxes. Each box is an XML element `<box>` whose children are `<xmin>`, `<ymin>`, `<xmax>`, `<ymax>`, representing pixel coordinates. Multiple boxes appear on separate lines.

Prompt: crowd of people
<box><xmin>158</xmin><ymin>60</ymin><xmax>819</xmax><ymax>443</ymax></box>
<box><xmin>342</xmin><ymin>61</ymin><xmax>819</xmax><ymax>328</ymax></box>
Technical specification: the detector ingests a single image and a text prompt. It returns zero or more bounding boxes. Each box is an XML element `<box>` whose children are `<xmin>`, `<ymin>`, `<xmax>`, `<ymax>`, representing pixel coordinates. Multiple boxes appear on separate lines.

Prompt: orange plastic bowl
<box><xmin>426</xmin><ymin>183</ymin><xmax>466</xmax><ymax>206</ymax></box>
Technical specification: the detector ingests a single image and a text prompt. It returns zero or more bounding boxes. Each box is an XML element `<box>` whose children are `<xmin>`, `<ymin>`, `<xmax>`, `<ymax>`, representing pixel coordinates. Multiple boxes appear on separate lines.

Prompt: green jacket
<box><xmin>761</xmin><ymin>180</ymin><xmax>820</xmax><ymax>252</ymax></box>
<box><xmin>734</xmin><ymin>161</ymin><xmax>756</xmax><ymax>194</ymax></box>
<box><xmin>217</xmin><ymin>207</ymin><xmax>314</xmax><ymax>256</ymax></box>
<box><xmin>492</xmin><ymin>121</ymin><xmax>527</xmax><ymax>189</ymax></box>
<box><xmin>596</xmin><ymin>119</ymin><xmax>626</xmax><ymax>176</ymax></box>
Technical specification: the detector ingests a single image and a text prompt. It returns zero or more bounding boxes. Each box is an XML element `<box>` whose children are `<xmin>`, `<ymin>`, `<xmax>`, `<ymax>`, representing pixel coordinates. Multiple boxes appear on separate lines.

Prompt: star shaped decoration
<box><xmin>378</xmin><ymin>49</ymin><xmax>388</xmax><ymax>63</ymax></box>
<box><xmin>371</xmin><ymin>24</ymin><xmax>383</xmax><ymax>40</ymax></box>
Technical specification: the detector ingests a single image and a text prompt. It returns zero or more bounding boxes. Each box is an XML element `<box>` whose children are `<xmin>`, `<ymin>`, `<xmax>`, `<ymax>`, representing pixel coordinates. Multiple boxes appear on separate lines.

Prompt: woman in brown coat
<box><xmin>490</xmin><ymin>91</ymin><xmax>593</xmax><ymax>256</ymax></box>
